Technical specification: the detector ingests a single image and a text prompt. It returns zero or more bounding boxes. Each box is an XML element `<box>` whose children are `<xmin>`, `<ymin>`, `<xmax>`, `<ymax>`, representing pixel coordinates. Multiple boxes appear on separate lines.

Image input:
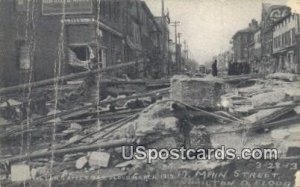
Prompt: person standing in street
<box><xmin>212</xmin><ymin>60</ymin><xmax>218</xmax><ymax>76</ymax></box>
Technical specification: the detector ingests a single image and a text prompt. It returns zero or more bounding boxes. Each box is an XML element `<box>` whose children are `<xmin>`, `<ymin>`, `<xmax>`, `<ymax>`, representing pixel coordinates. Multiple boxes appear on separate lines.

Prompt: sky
<box><xmin>144</xmin><ymin>0</ymin><xmax>288</xmax><ymax>64</ymax></box>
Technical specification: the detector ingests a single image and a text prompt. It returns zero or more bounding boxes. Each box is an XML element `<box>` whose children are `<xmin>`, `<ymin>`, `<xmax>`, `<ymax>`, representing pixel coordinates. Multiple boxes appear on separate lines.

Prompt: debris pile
<box><xmin>0</xmin><ymin>73</ymin><xmax>300</xmax><ymax>186</ymax></box>
<box><xmin>171</xmin><ymin>75</ymin><xmax>225</xmax><ymax>109</ymax></box>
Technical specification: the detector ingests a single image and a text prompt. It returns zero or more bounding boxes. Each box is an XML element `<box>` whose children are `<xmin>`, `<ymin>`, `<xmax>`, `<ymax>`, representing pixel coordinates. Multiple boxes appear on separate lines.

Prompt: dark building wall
<box><xmin>233</xmin><ymin>32</ymin><xmax>255</xmax><ymax>63</ymax></box>
<box><xmin>233</xmin><ymin>35</ymin><xmax>242</xmax><ymax>62</ymax></box>
<box><xmin>0</xmin><ymin>0</ymin><xmax>165</xmax><ymax>87</ymax></box>
<box><xmin>0</xmin><ymin>1</ymin><xmax>96</xmax><ymax>86</ymax></box>
<box><xmin>0</xmin><ymin>0</ymin><xmax>122</xmax><ymax>86</ymax></box>
<box><xmin>34</xmin><ymin>15</ymin><xmax>65</xmax><ymax>81</ymax></box>
<box><xmin>0</xmin><ymin>1</ymin><xmax>27</xmax><ymax>87</ymax></box>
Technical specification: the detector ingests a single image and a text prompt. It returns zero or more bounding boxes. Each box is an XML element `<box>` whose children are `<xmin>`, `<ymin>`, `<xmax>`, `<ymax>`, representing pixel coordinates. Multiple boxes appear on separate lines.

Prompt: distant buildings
<box><xmin>272</xmin><ymin>13</ymin><xmax>300</xmax><ymax>73</ymax></box>
<box><xmin>0</xmin><ymin>0</ymin><xmax>184</xmax><ymax>87</ymax></box>
<box><xmin>232</xmin><ymin>19</ymin><xmax>258</xmax><ymax>64</ymax></box>
<box><xmin>213</xmin><ymin>3</ymin><xmax>300</xmax><ymax>75</ymax></box>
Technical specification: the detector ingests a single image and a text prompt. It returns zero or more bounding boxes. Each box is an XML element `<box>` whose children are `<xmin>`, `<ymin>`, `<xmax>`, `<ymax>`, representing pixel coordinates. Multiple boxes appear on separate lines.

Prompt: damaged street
<box><xmin>0</xmin><ymin>72</ymin><xmax>300</xmax><ymax>186</ymax></box>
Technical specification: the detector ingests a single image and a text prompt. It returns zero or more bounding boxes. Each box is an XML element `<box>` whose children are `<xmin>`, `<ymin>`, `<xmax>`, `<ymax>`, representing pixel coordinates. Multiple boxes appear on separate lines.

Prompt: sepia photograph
<box><xmin>0</xmin><ymin>0</ymin><xmax>300</xmax><ymax>186</ymax></box>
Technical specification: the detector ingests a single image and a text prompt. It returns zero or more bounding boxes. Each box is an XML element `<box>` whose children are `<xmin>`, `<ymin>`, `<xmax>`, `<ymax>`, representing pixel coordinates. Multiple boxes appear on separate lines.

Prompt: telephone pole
<box><xmin>171</xmin><ymin>21</ymin><xmax>180</xmax><ymax>73</ymax></box>
<box><xmin>161</xmin><ymin>0</ymin><xmax>168</xmax><ymax>76</ymax></box>
<box><xmin>177</xmin><ymin>33</ymin><xmax>182</xmax><ymax>44</ymax></box>
<box><xmin>171</xmin><ymin>21</ymin><xmax>180</xmax><ymax>45</ymax></box>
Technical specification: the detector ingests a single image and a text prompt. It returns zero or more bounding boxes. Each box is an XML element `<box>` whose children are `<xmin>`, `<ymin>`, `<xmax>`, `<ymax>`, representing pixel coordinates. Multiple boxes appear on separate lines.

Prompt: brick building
<box><xmin>155</xmin><ymin>16</ymin><xmax>170</xmax><ymax>75</ymax></box>
<box><xmin>230</xmin><ymin>19</ymin><xmax>258</xmax><ymax>74</ymax></box>
<box><xmin>272</xmin><ymin>13</ymin><xmax>300</xmax><ymax>73</ymax></box>
<box><xmin>212</xmin><ymin>3</ymin><xmax>300</xmax><ymax>76</ymax></box>
<box><xmin>260</xmin><ymin>4</ymin><xmax>291</xmax><ymax>73</ymax></box>
<box><xmin>247</xmin><ymin>27</ymin><xmax>261</xmax><ymax>73</ymax></box>
<box><xmin>0</xmin><ymin>0</ymin><xmax>168</xmax><ymax>87</ymax></box>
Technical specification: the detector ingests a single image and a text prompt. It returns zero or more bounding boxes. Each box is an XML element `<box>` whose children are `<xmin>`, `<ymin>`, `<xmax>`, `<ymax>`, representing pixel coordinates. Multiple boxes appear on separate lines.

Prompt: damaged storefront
<box><xmin>0</xmin><ymin>0</ymin><xmax>127</xmax><ymax>86</ymax></box>
<box><xmin>65</xmin><ymin>18</ymin><xmax>106</xmax><ymax>72</ymax></box>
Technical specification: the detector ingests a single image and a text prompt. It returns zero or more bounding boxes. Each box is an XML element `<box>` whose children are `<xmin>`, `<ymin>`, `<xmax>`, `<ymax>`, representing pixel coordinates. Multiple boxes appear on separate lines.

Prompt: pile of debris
<box><xmin>0</xmin><ymin>73</ymin><xmax>300</xmax><ymax>186</ymax></box>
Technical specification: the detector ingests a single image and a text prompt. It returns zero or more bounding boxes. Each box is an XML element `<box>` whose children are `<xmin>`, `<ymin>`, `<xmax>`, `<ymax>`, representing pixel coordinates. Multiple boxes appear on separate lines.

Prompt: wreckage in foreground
<box><xmin>0</xmin><ymin>72</ymin><xmax>299</xmax><ymax>186</ymax></box>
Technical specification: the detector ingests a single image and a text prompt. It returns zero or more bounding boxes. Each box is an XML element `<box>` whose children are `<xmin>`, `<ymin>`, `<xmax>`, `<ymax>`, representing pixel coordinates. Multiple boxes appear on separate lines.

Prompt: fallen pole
<box><xmin>248</xmin><ymin>103</ymin><xmax>300</xmax><ymax>113</ymax></box>
<box><xmin>0</xmin><ymin>138</ymin><xmax>136</xmax><ymax>164</ymax></box>
<box><xmin>211</xmin><ymin>115</ymin><xmax>300</xmax><ymax>135</ymax></box>
<box><xmin>88</xmin><ymin>115</ymin><xmax>138</xmax><ymax>145</ymax></box>
<box><xmin>57</xmin><ymin>114</ymin><xmax>138</xmax><ymax>149</ymax></box>
<box><xmin>0</xmin><ymin>61</ymin><xmax>137</xmax><ymax>95</ymax></box>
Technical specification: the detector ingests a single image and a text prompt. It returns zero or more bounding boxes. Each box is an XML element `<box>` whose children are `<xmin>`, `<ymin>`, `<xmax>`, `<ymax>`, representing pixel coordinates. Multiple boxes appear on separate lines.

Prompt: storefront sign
<box><xmin>42</xmin><ymin>0</ymin><xmax>93</xmax><ymax>15</ymax></box>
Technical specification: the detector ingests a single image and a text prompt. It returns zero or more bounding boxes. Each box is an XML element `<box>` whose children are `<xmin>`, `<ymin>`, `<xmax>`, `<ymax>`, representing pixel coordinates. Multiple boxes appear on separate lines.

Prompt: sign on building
<box><xmin>42</xmin><ymin>0</ymin><xmax>93</xmax><ymax>15</ymax></box>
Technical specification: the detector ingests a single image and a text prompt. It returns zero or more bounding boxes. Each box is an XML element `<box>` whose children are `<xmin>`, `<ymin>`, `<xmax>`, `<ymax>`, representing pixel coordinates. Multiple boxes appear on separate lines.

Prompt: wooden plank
<box><xmin>0</xmin><ymin>61</ymin><xmax>137</xmax><ymax>95</ymax></box>
<box><xmin>0</xmin><ymin>138</ymin><xmax>135</xmax><ymax>164</ymax></box>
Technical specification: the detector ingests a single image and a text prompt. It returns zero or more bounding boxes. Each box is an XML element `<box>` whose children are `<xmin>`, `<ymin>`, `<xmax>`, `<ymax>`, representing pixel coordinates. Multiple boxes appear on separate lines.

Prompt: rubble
<box><xmin>75</xmin><ymin>156</ymin><xmax>88</xmax><ymax>169</ymax></box>
<box><xmin>10</xmin><ymin>164</ymin><xmax>31</xmax><ymax>182</ymax></box>
<box><xmin>1</xmin><ymin>74</ymin><xmax>300</xmax><ymax>186</ymax></box>
<box><xmin>88</xmin><ymin>151</ymin><xmax>110</xmax><ymax>169</ymax></box>
<box><xmin>0</xmin><ymin>99</ymin><xmax>21</xmax><ymax>107</ymax></box>
<box><xmin>250</xmin><ymin>91</ymin><xmax>287</xmax><ymax>107</ymax></box>
<box><xmin>266</xmin><ymin>72</ymin><xmax>298</xmax><ymax>82</ymax></box>
<box><xmin>70</xmin><ymin>123</ymin><xmax>83</xmax><ymax>131</ymax></box>
<box><xmin>171</xmin><ymin>75</ymin><xmax>225</xmax><ymax>108</ymax></box>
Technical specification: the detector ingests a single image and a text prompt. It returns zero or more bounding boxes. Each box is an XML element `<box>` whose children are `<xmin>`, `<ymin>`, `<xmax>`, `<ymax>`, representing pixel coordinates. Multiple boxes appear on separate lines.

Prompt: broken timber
<box><xmin>0</xmin><ymin>61</ymin><xmax>137</xmax><ymax>95</ymax></box>
<box><xmin>0</xmin><ymin>138</ymin><xmax>135</xmax><ymax>164</ymax></box>
<box><xmin>0</xmin><ymin>88</ymin><xmax>169</xmax><ymax>138</ymax></box>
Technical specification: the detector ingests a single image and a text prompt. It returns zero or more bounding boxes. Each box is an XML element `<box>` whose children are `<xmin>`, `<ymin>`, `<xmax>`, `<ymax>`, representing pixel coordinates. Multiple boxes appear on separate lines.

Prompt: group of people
<box><xmin>211</xmin><ymin>60</ymin><xmax>252</xmax><ymax>77</ymax></box>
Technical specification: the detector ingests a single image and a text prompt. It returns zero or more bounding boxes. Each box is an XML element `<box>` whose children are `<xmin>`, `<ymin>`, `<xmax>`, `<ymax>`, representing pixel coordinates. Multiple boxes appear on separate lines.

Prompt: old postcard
<box><xmin>0</xmin><ymin>0</ymin><xmax>300</xmax><ymax>186</ymax></box>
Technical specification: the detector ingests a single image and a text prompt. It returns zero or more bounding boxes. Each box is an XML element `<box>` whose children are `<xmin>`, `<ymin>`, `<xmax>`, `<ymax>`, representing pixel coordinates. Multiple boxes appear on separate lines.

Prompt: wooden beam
<box><xmin>0</xmin><ymin>138</ymin><xmax>135</xmax><ymax>164</ymax></box>
<box><xmin>0</xmin><ymin>61</ymin><xmax>137</xmax><ymax>95</ymax></box>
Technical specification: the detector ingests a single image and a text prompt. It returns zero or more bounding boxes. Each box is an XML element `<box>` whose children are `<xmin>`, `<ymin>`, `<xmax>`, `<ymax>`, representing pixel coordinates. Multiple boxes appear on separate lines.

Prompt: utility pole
<box><xmin>161</xmin><ymin>0</ymin><xmax>167</xmax><ymax>76</ymax></box>
<box><xmin>187</xmin><ymin>43</ymin><xmax>189</xmax><ymax>61</ymax></box>
<box><xmin>177</xmin><ymin>33</ymin><xmax>182</xmax><ymax>44</ymax></box>
<box><xmin>162</xmin><ymin>0</ymin><xmax>165</xmax><ymax>19</ymax></box>
<box><xmin>171</xmin><ymin>21</ymin><xmax>180</xmax><ymax>73</ymax></box>
<box><xmin>171</xmin><ymin>21</ymin><xmax>180</xmax><ymax>45</ymax></box>
<box><xmin>177</xmin><ymin>32</ymin><xmax>182</xmax><ymax>72</ymax></box>
<box><xmin>183</xmin><ymin>40</ymin><xmax>187</xmax><ymax>60</ymax></box>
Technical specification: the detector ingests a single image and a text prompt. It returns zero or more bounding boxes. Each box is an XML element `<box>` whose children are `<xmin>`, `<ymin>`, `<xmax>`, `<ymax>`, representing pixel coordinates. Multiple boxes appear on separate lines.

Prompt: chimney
<box><xmin>249</xmin><ymin>19</ymin><xmax>258</xmax><ymax>30</ymax></box>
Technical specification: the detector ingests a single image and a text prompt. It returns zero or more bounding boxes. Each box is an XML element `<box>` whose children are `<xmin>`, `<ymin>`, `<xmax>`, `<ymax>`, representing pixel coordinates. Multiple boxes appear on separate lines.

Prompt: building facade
<box><xmin>230</xmin><ymin>19</ymin><xmax>258</xmax><ymax>74</ymax></box>
<box><xmin>0</xmin><ymin>0</ymin><xmax>170</xmax><ymax>87</ymax></box>
<box><xmin>273</xmin><ymin>13</ymin><xmax>300</xmax><ymax>73</ymax></box>
<box><xmin>260</xmin><ymin>4</ymin><xmax>291</xmax><ymax>73</ymax></box>
<box><xmin>248</xmin><ymin>27</ymin><xmax>261</xmax><ymax>73</ymax></box>
<box><xmin>213</xmin><ymin>3</ymin><xmax>300</xmax><ymax>76</ymax></box>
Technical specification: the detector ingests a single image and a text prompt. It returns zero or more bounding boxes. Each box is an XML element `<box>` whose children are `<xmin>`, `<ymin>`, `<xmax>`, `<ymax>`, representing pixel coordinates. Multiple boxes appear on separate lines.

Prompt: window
<box><xmin>17</xmin><ymin>41</ymin><xmax>30</xmax><ymax>70</ymax></box>
<box><xmin>292</xmin><ymin>28</ymin><xmax>296</xmax><ymax>44</ymax></box>
<box><xmin>68</xmin><ymin>45</ymin><xmax>96</xmax><ymax>70</ymax></box>
<box><xmin>70</xmin><ymin>46</ymin><xmax>90</xmax><ymax>61</ymax></box>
